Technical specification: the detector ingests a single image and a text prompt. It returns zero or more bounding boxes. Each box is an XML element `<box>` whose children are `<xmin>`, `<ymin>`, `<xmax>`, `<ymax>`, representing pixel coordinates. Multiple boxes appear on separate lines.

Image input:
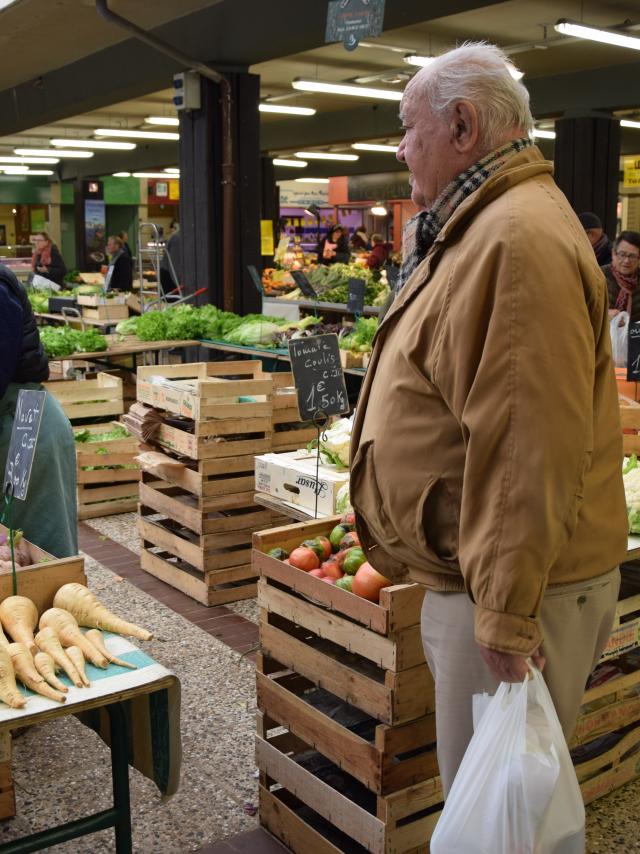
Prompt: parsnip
<box><xmin>34</xmin><ymin>652</ymin><xmax>68</xmax><ymax>693</ymax></box>
<box><xmin>66</xmin><ymin>646</ymin><xmax>90</xmax><ymax>687</ymax></box>
<box><xmin>8</xmin><ymin>643</ymin><xmax>65</xmax><ymax>703</ymax></box>
<box><xmin>53</xmin><ymin>584</ymin><xmax>152</xmax><ymax>641</ymax></box>
<box><xmin>0</xmin><ymin>596</ymin><xmax>38</xmax><ymax>653</ymax></box>
<box><xmin>35</xmin><ymin>627</ymin><xmax>83</xmax><ymax>687</ymax></box>
<box><xmin>0</xmin><ymin>646</ymin><xmax>25</xmax><ymax>709</ymax></box>
<box><xmin>0</xmin><ymin>624</ymin><xmax>10</xmax><ymax>649</ymax></box>
<box><xmin>39</xmin><ymin>609</ymin><xmax>108</xmax><ymax>669</ymax></box>
<box><xmin>85</xmin><ymin>629</ymin><xmax>137</xmax><ymax>670</ymax></box>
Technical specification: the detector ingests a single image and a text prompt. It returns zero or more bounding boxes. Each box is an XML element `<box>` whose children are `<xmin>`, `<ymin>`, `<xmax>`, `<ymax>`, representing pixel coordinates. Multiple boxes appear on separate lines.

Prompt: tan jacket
<box><xmin>350</xmin><ymin>147</ymin><xmax>628</xmax><ymax>656</ymax></box>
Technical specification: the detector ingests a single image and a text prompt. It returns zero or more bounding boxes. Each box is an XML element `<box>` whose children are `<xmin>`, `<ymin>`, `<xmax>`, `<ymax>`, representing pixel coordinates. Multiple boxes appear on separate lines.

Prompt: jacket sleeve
<box><xmin>0</xmin><ymin>285</ymin><xmax>24</xmax><ymax>399</ymax></box>
<box><xmin>434</xmin><ymin>218</ymin><xmax>601</xmax><ymax>656</ymax></box>
<box><xmin>47</xmin><ymin>246</ymin><xmax>67</xmax><ymax>284</ymax></box>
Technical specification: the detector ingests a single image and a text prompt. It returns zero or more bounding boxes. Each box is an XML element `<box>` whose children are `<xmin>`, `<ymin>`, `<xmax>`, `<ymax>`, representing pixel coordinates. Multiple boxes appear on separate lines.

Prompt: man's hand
<box><xmin>479</xmin><ymin>645</ymin><xmax>545</xmax><ymax>682</ymax></box>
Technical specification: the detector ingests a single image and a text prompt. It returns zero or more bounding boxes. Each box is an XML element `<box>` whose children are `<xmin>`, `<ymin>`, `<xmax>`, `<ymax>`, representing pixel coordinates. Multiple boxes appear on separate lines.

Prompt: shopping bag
<box><xmin>431</xmin><ymin>666</ymin><xmax>585</xmax><ymax>854</ymax></box>
<box><xmin>610</xmin><ymin>310</ymin><xmax>630</xmax><ymax>368</ymax></box>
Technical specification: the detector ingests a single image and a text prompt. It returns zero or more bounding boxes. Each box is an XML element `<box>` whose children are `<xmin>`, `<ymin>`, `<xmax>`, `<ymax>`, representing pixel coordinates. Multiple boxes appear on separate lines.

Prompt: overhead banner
<box><xmin>623</xmin><ymin>156</ymin><xmax>640</xmax><ymax>190</ymax></box>
<box><xmin>325</xmin><ymin>0</ymin><xmax>385</xmax><ymax>51</ymax></box>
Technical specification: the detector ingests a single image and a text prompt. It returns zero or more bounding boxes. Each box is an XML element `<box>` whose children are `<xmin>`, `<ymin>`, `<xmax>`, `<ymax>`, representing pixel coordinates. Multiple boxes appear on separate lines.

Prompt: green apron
<box><xmin>0</xmin><ymin>383</ymin><xmax>77</xmax><ymax>557</ymax></box>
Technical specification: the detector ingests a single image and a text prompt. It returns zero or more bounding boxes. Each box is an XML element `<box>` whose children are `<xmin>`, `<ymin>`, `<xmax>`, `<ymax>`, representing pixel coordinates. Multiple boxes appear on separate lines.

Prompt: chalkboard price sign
<box><xmin>628</xmin><ymin>322</ymin><xmax>640</xmax><ymax>381</ymax></box>
<box><xmin>3</xmin><ymin>389</ymin><xmax>46</xmax><ymax>501</ymax></box>
<box><xmin>246</xmin><ymin>265</ymin><xmax>264</xmax><ymax>295</ymax></box>
<box><xmin>290</xmin><ymin>270</ymin><xmax>317</xmax><ymax>299</ymax></box>
<box><xmin>288</xmin><ymin>334</ymin><xmax>349</xmax><ymax>421</ymax></box>
<box><xmin>347</xmin><ymin>278</ymin><xmax>365</xmax><ymax>314</ymax></box>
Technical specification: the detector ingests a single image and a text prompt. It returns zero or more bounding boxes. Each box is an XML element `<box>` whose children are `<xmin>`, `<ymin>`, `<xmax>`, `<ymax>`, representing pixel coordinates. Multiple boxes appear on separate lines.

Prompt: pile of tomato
<box><xmin>267</xmin><ymin>512</ymin><xmax>391</xmax><ymax>603</ymax></box>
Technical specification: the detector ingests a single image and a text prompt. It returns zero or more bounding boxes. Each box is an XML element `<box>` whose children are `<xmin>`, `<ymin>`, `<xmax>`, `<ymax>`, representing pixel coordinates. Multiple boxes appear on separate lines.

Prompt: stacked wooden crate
<box><xmin>253</xmin><ymin>517</ymin><xmax>441</xmax><ymax>853</ymax></box>
<box><xmin>76</xmin><ymin>292</ymin><xmax>129</xmax><ymax>322</ymax></box>
<box><xmin>135</xmin><ymin>361</ymin><xmax>287</xmax><ymax>606</ymax></box>
<box><xmin>43</xmin><ymin>372</ymin><xmax>140</xmax><ymax>519</ymax></box>
<box><xmin>271</xmin><ymin>372</ymin><xmax>318</xmax><ymax>453</ymax></box>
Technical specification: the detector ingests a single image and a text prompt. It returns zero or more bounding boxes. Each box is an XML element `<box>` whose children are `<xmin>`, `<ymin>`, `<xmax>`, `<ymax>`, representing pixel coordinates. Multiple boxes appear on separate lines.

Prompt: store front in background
<box><xmin>147</xmin><ymin>178</ymin><xmax>180</xmax><ymax>238</ymax></box>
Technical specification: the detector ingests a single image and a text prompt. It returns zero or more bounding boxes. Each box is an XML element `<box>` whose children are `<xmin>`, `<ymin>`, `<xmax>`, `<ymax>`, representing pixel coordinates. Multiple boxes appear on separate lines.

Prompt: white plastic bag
<box><xmin>610</xmin><ymin>310</ymin><xmax>630</xmax><ymax>368</ymax></box>
<box><xmin>431</xmin><ymin>667</ymin><xmax>585</xmax><ymax>854</ymax></box>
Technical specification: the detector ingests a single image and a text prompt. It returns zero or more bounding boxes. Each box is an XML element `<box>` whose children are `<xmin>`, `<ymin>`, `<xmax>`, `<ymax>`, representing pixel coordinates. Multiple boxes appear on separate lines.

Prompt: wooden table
<box><xmin>199</xmin><ymin>339</ymin><xmax>367</xmax><ymax>377</ymax></box>
<box><xmin>54</xmin><ymin>336</ymin><xmax>199</xmax><ymax>373</ymax></box>
<box><xmin>35</xmin><ymin>311</ymin><xmax>114</xmax><ymax>330</ymax></box>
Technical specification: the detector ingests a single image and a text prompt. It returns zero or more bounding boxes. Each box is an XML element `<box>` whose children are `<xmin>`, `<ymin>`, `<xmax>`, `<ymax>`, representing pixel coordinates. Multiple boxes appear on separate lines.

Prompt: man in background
<box><xmin>578</xmin><ymin>211</ymin><xmax>612</xmax><ymax>266</ymax></box>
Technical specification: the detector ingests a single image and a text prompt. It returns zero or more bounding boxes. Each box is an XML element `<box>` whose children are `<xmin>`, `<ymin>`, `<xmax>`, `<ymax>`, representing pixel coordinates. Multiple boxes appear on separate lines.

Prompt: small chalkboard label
<box><xmin>247</xmin><ymin>265</ymin><xmax>264</xmax><ymax>295</ymax></box>
<box><xmin>628</xmin><ymin>322</ymin><xmax>640</xmax><ymax>381</ymax></box>
<box><xmin>3</xmin><ymin>389</ymin><xmax>46</xmax><ymax>501</ymax></box>
<box><xmin>291</xmin><ymin>270</ymin><xmax>317</xmax><ymax>299</ymax></box>
<box><xmin>347</xmin><ymin>278</ymin><xmax>365</xmax><ymax>314</ymax></box>
<box><xmin>288</xmin><ymin>334</ymin><xmax>349</xmax><ymax>420</ymax></box>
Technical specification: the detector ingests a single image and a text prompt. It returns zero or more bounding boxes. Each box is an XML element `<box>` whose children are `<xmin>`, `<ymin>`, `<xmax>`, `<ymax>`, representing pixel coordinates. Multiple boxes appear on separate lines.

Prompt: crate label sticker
<box><xmin>3</xmin><ymin>389</ymin><xmax>46</xmax><ymax>501</ymax></box>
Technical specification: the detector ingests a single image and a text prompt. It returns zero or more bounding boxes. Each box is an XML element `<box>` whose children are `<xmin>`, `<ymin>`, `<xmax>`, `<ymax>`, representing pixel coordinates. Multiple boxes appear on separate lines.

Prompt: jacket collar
<box><xmin>379</xmin><ymin>146</ymin><xmax>553</xmax><ymax>333</ymax></box>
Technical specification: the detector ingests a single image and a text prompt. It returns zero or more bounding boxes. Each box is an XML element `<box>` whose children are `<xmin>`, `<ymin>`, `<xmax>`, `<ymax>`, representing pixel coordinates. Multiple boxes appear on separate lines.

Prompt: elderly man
<box><xmin>578</xmin><ymin>211</ymin><xmax>612</xmax><ymax>266</ymax></box>
<box><xmin>350</xmin><ymin>43</ymin><xmax>628</xmax><ymax>796</ymax></box>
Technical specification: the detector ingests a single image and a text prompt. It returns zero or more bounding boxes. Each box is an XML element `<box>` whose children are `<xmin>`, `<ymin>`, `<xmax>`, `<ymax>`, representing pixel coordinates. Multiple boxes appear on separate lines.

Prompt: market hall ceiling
<box><xmin>1</xmin><ymin>0</ymin><xmax>640</xmax><ymax>179</ymax></box>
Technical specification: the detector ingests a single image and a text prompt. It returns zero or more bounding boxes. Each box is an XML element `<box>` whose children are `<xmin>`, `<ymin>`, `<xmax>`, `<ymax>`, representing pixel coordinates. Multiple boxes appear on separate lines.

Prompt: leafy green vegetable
<box><xmin>339</xmin><ymin>317</ymin><xmax>378</xmax><ymax>352</ymax></box>
<box><xmin>39</xmin><ymin>326</ymin><xmax>107</xmax><ymax>357</ymax></box>
<box><xmin>74</xmin><ymin>425</ymin><xmax>130</xmax><ymax>443</ymax></box>
<box><xmin>136</xmin><ymin>311</ymin><xmax>169</xmax><ymax>341</ymax></box>
<box><xmin>115</xmin><ymin>316</ymin><xmax>140</xmax><ymax>335</ymax></box>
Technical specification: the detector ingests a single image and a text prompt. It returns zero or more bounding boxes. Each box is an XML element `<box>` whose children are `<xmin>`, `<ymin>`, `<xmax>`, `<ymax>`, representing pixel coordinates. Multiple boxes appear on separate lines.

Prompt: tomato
<box><xmin>321</xmin><ymin>576</ymin><xmax>337</xmax><ymax>585</ymax></box>
<box><xmin>308</xmin><ymin>568</ymin><xmax>325</xmax><ymax>578</ymax></box>
<box><xmin>352</xmin><ymin>562</ymin><xmax>392</xmax><ymax>602</ymax></box>
<box><xmin>315</xmin><ymin>537</ymin><xmax>332</xmax><ymax>561</ymax></box>
<box><xmin>342</xmin><ymin>547</ymin><xmax>366</xmax><ymax>576</ymax></box>
<box><xmin>329</xmin><ymin>524</ymin><xmax>352</xmax><ymax>551</ymax></box>
<box><xmin>334</xmin><ymin>548</ymin><xmax>350</xmax><ymax>570</ymax></box>
<box><xmin>267</xmin><ymin>547</ymin><xmax>289</xmax><ymax>560</ymax></box>
<box><xmin>289</xmin><ymin>547</ymin><xmax>320</xmax><ymax>572</ymax></box>
<box><xmin>321</xmin><ymin>559</ymin><xmax>344</xmax><ymax>580</ymax></box>
<box><xmin>302</xmin><ymin>539</ymin><xmax>325</xmax><ymax>559</ymax></box>
<box><xmin>341</xmin><ymin>511</ymin><xmax>356</xmax><ymax>527</ymax></box>
<box><xmin>339</xmin><ymin>532</ymin><xmax>361</xmax><ymax>551</ymax></box>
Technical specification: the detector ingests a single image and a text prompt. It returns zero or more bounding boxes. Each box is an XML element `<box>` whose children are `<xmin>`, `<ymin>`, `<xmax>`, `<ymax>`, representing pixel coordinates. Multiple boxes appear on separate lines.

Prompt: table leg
<box><xmin>107</xmin><ymin>702</ymin><xmax>133</xmax><ymax>854</ymax></box>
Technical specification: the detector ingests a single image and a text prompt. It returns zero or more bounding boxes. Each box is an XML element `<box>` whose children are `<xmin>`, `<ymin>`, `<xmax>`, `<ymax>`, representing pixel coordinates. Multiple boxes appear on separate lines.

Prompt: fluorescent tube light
<box><xmin>0</xmin><ymin>156</ymin><xmax>59</xmax><ymax>164</ymax></box>
<box><xmin>531</xmin><ymin>128</ymin><xmax>556</xmax><ymax>139</ymax></box>
<box><xmin>371</xmin><ymin>205</ymin><xmax>388</xmax><ymax>216</ymax></box>
<box><xmin>145</xmin><ymin>117</ymin><xmax>179</xmax><ymax>126</ymax></box>
<box><xmin>14</xmin><ymin>148</ymin><xmax>93</xmax><ymax>158</ymax></box>
<box><xmin>94</xmin><ymin>129</ymin><xmax>179</xmax><ymax>141</ymax></box>
<box><xmin>50</xmin><ymin>138</ymin><xmax>136</xmax><ymax>150</ymax></box>
<box><xmin>555</xmin><ymin>19</ymin><xmax>640</xmax><ymax>51</ymax></box>
<box><xmin>621</xmin><ymin>120</ymin><xmax>640</xmax><ymax>129</ymax></box>
<box><xmin>164</xmin><ymin>167</ymin><xmax>180</xmax><ymax>173</ymax></box>
<box><xmin>112</xmin><ymin>172</ymin><xmax>132</xmax><ymax>177</ymax></box>
<box><xmin>295</xmin><ymin>151</ymin><xmax>358</xmax><ymax>161</ymax></box>
<box><xmin>352</xmin><ymin>143</ymin><xmax>399</xmax><ymax>153</ymax></box>
<box><xmin>294</xmin><ymin>178</ymin><xmax>330</xmax><ymax>183</ymax></box>
<box><xmin>273</xmin><ymin>159</ymin><xmax>307</xmax><ymax>168</ymax></box>
<box><xmin>292</xmin><ymin>79</ymin><xmax>402</xmax><ymax>101</ymax></box>
<box><xmin>132</xmin><ymin>172</ymin><xmax>180</xmax><ymax>179</ymax></box>
<box><xmin>259</xmin><ymin>104</ymin><xmax>316</xmax><ymax>116</ymax></box>
<box><xmin>1</xmin><ymin>166</ymin><xmax>53</xmax><ymax>175</ymax></box>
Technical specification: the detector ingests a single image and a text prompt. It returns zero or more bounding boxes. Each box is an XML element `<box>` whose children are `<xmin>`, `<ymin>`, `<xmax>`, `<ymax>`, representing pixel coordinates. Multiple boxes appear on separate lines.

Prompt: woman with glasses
<box><xmin>31</xmin><ymin>231</ymin><xmax>67</xmax><ymax>286</ymax></box>
<box><xmin>603</xmin><ymin>231</ymin><xmax>640</xmax><ymax>323</ymax></box>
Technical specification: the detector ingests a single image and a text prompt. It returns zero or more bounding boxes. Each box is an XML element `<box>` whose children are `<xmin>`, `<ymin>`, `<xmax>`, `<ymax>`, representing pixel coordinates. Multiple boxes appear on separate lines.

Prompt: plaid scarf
<box><xmin>395</xmin><ymin>137</ymin><xmax>533</xmax><ymax>295</ymax></box>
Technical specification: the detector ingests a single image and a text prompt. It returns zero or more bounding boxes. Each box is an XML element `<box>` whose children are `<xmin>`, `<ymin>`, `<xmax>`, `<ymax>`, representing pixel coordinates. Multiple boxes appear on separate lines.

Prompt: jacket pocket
<box><xmin>415</xmin><ymin>476</ymin><xmax>459</xmax><ymax>563</ymax></box>
<box><xmin>351</xmin><ymin>440</ymin><xmax>400</xmax><ymax>548</ymax></box>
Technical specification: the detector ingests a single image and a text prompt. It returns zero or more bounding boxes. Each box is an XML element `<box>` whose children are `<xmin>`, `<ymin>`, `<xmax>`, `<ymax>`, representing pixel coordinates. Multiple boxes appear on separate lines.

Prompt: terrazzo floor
<box><xmin>1</xmin><ymin>512</ymin><xmax>639</xmax><ymax>852</ymax></box>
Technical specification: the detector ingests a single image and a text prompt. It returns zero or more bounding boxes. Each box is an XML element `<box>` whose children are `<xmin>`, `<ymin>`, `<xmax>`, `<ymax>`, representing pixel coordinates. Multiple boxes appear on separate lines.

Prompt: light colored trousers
<box><xmin>421</xmin><ymin>567</ymin><xmax>620</xmax><ymax>797</ymax></box>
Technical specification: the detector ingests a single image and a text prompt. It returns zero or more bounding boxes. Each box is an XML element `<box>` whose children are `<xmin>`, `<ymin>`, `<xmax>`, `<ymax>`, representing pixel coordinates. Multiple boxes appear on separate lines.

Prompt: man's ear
<box><xmin>450</xmin><ymin>100</ymin><xmax>479</xmax><ymax>154</ymax></box>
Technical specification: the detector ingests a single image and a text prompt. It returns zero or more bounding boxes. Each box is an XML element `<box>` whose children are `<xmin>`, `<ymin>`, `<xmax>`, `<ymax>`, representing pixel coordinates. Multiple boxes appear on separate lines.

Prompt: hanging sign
<box><xmin>260</xmin><ymin>220</ymin><xmax>275</xmax><ymax>256</ymax></box>
<box><xmin>628</xmin><ymin>322</ymin><xmax>640</xmax><ymax>381</ymax></box>
<box><xmin>247</xmin><ymin>265</ymin><xmax>264</xmax><ymax>295</ymax></box>
<box><xmin>623</xmin><ymin>156</ymin><xmax>640</xmax><ymax>190</ymax></box>
<box><xmin>3</xmin><ymin>390</ymin><xmax>46</xmax><ymax>501</ymax></box>
<box><xmin>325</xmin><ymin>0</ymin><xmax>385</xmax><ymax>51</ymax></box>
<box><xmin>347</xmin><ymin>278</ymin><xmax>365</xmax><ymax>313</ymax></box>
<box><xmin>288</xmin><ymin>334</ymin><xmax>349</xmax><ymax>420</ymax></box>
<box><xmin>291</xmin><ymin>270</ymin><xmax>318</xmax><ymax>299</ymax></box>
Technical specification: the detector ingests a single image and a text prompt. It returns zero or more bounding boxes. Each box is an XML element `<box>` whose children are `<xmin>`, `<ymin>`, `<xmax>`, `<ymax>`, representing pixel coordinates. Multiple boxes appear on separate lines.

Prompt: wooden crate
<box><xmin>339</xmin><ymin>350</ymin><xmax>364</xmax><ymax>369</ymax></box>
<box><xmin>257</xmin><ymin>712</ymin><xmax>442</xmax><ymax>854</ymax></box>
<box><xmin>75</xmin><ymin>421</ymin><xmax>140</xmax><ymax>520</ymax></box>
<box><xmin>621</xmin><ymin>399</ymin><xmax>640</xmax><ymax>455</ymax></box>
<box><xmin>575</xmin><ymin>724</ymin><xmax>640</xmax><ymax>805</ymax></box>
<box><xmin>573</xmin><ymin>668</ymin><xmax>640</xmax><ymax>748</ymax></box>
<box><xmin>44</xmin><ymin>372</ymin><xmax>124</xmax><ymax>421</ymax></box>
<box><xmin>254</xmin><ymin>518</ymin><xmax>432</xmax><ymax>727</ymax></box>
<box><xmin>81</xmin><ymin>304</ymin><xmax>129</xmax><ymax>321</ymax></box>
<box><xmin>77</xmin><ymin>294</ymin><xmax>127</xmax><ymax>307</ymax></box>
<box><xmin>272</xmin><ymin>372</ymin><xmax>318</xmax><ymax>452</ymax></box>
<box><xmin>599</xmin><ymin>591</ymin><xmax>640</xmax><ymax>661</ymax></box>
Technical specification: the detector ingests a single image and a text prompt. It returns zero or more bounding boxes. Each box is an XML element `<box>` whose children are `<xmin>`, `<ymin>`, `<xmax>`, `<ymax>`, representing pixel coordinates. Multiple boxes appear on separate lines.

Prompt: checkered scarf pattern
<box><xmin>395</xmin><ymin>137</ymin><xmax>533</xmax><ymax>295</ymax></box>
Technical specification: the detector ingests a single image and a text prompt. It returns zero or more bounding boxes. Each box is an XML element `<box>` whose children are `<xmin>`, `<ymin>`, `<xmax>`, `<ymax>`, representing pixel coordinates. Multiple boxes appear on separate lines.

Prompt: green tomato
<box><xmin>342</xmin><ymin>547</ymin><xmax>366</xmax><ymax>576</ymax></box>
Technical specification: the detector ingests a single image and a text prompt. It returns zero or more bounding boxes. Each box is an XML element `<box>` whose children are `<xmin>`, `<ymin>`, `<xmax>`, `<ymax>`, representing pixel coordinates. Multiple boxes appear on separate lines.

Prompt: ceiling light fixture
<box><xmin>145</xmin><ymin>116</ymin><xmax>179</xmax><ymax>126</ymax></box>
<box><xmin>273</xmin><ymin>158</ymin><xmax>307</xmax><ymax>168</ymax></box>
<box><xmin>621</xmin><ymin>119</ymin><xmax>640</xmax><ymax>129</ymax></box>
<box><xmin>295</xmin><ymin>151</ymin><xmax>358</xmax><ymax>161</ymax></box>
<box><xmin>0</xmin><ymin>156</ymin><xmax>59</xmax><ymax>164</ymax></box>
<box><xmin>50</xmin><ymin>138</ymin><xmax>136</xmax><ymax>150</ymax></box>
<box><xmin>294</xmin><ymin>177</ymin><xmax>330</xmax><ymax>183</ymax></box>
<box><xmin>14</xmin><ymin>147</ymin><xmax>93</xmax><ymax>158</ymax></box>
<box><xmin>94</xmin><ymin>129</ymin><xmax>179</xmax><ymax>141</ymax></box>
<box><xmin>164</xmin><ymin>167</ymin><xmax>180</xmax><ymax>173</ymax></box>
<box><xmin>132</xmin><ymin>172</ymin><xmax>180</xmax><ymax>179</ymax></box>
<box><xmin>1</xmin><ymin>166</ymin><xmax>53</xmax><ymax>175</ymax></box>
<box><xmin>555</xmin><ymin>19</ymin><xmax>640</xmax><ymax>51</ymax></box>
<box><xmin>531</xmin><ymin>128</ymin><xmax>556</xmax><ymax>139</ymax></box>
<box><xmin>352</xmin><ymin>142</ymin><xmax>399</xmax><ymax>153</ymax></box>
<box><xmin>292</xmin><ymin>79</ymin><xmax>402</xmax><ymax>101</ymax></box>
<box><xmin>371</xmin><ymin>203</ymin><xmax>388</xmax><ymax>216</ymax></box>
<box><xmin>259</xmin><ymin>104</ymin><xmax>316</xmax><ymax>116</ymax></box>
<box><xmin>112</xmin><ymin>172</ymin><xmax>132</xmax><ymax>177</ymax></box>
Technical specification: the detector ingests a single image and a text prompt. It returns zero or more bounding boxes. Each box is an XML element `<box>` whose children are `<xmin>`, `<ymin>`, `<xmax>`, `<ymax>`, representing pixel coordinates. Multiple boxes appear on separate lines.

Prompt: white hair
<box><xmin>412</xmin><ymin>42</ymin><xmax>534</xmax><ymax>153</ymax></box>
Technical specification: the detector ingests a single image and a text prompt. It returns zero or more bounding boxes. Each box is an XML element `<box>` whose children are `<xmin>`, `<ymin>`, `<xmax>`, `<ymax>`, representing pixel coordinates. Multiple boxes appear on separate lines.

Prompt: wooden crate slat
<box><xmin>137</xmin><ymin>515</ymin><xmax>252</xmax><ymax>572</ymax></box>
<box><xmin>44</xmin><ymin>373</ymin><xmax>124</xmax><ymax>421</ymax></box>
<box><xmin>155</xmin><ymin>423</ymin><xmax>271</xmax><ymax>460</ymax></box>
<box><xmin>259</xmin><ymin>787</ymin><xmax>345</xmax><ymax>854</ymax></box>
<box><xmin>77</xmin><ymin>468</ymin><xmax>141</xmax><ymax>485</ymax></box>
<box><xmin>78</xmin><ymin>497</ymin><xmax>138</xmax><ymax>520</ymax></box>
<box><xmin>78</xmin><ymin>482</ymin><xmax>139</xmax><ymax>502</ymax></box>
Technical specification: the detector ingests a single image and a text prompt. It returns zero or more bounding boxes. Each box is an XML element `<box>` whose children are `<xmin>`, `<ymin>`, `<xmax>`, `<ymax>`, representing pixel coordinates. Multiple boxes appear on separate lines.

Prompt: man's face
<box><xmin>614</xmin><ymin>240</ymin><xmax>640</xmax><ymax>278</ymax></box>
<box><xmin>107</xmin><ymin>238</ymin><xmax>117</xmax><ymax>255</ymax></box>
<box><xmin>585</xmin><ymin>227</ymin><xmax>603</xmax><ymax>247</ymax></box>
<box><xmin>396</xmin><ymin>79</ymin><xmax>456</xmax><ymax>210</ymax></box>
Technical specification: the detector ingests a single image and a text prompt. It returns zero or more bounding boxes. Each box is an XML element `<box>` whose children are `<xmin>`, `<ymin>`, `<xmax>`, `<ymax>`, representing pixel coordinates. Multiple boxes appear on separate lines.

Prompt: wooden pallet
<box><xmin>257</xmin><ymin>712</ymin><xmax>442</xmax><ymax>854</ymax></box>
<box><xmin>44</xmin><ymin>372</ymin><xmax>124</xmax><ymax>421</ymax></box>
<box><xmin>272</xmin><ymin>372</ymin><xmax>318</xmax><ymax>452</ymax></box>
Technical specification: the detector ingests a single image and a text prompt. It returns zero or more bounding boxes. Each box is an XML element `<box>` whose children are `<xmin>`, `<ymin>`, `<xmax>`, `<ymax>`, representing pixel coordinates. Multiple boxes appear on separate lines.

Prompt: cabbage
<box><xmin>115</xmin><ymin>316</ymin><xmax>140</xmax><ymax>335</ymax></box>
<box><xmin>319</xmin><ymin>418</ymin><xmax>352</xmax><ymax>468</ymax></box>
<box><xmin>336</xmin><ymin>481</ymin><xmax>352</xmax><ymax>514</ymax></box>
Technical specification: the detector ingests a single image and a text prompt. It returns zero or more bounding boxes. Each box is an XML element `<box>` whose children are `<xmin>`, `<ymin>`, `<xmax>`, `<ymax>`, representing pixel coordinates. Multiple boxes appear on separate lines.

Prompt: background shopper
<box><xmin>31</xmin><ymin>231</ymin><xmax>67</xmax><ymax>286</ymax></box>
<box><xmin>366</xmin><ymin>234</ymin><xmax>389</xmax><ymax>270</ymax></box>
<box><xmin>578</xmin><ymin>212</ymin><xmax>612</xmax><ymax>266</ymax></box>
<box><xmin>317</xmin><ymin>225</ymin><xmax>350</xmax><ymax>265</ymax></box>
<box><xmin>105</xmin><ymin>235</ymin><xmax>133</xmax><ymax>292</ymax></box>
<box><xmin>602</xmin><ymin>230</ymin><xmax>640</xmax><ymax>323</ymax></box>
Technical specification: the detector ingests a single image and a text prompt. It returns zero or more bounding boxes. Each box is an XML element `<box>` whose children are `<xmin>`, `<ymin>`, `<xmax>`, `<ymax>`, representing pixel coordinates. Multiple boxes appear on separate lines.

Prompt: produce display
<box><xmin>266</xmin><ymin>511</ymin><xmax>391</xmax><ymax>602</ymax></box>
<box><xmin>308</xmin><ymin>417</ymin><xmax>352</xmax><ymax>469</ymax></box>
<box><xmin>624</xmin><ymin>455</ymin><xmax>640</xmax><ymax>533</ymax></box>
<box><xmin>276</xmin><ymin>263</ymin><xmax>390</xmax><ymax>306</ymax></box>
<box><xmin>39</xmin><ymin>325</ymin><xmax>107</xmax><ymax>358</ymax></box>
<box><xmin>339</xmin><ymin>316</ymin><xmax>378</xmax><ymax>355</ymax></box>
<box><xmin>0</xmin><ymin>583</ymin><xmax>152</xmax><ymax>707</ymax></box>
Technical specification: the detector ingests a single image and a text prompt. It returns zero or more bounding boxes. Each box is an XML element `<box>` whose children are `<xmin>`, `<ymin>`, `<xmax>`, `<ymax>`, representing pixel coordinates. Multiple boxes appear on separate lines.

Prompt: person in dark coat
<box><xmin>317</xmin><ymin>225</ymin><xmax>350</xmax><ymax>265</ymax></box>
<box><xmin>603</xmin><ymin>230</ymin><xmax>640</xmax><ymax>323</ymax></box>
<box><xmin>31</xmin><ymin>232</ymin><xmax>67</xmax><ymax>286</ymax></box>
<box><xmin>105</xmin><ymin>235</ymin><xmax>133</xmax><ymax>291</ymax></box>
<box><xmin>118</xmin><ymin>231</ymin><xmax>133</xmax><ymax>258</ymax></box>
<box><xmin>578</xmin><ymin>212</ymin><xmax>612</xmax><ymax>267</ymax></box>
<box><xmin>366</xmin><ymin>234</ymin><xmax>390</xmax><ymax>270</ymax></box>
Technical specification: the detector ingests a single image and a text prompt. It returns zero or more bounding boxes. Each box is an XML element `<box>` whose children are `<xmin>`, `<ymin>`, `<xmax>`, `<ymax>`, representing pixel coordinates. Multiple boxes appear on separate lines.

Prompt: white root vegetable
<box><xmin>53</xmin><ymin>584</ymin><xmax>152</xmax><ymax>641</ymax></box>
<box><xmin>39</xmin><ymin>609</ymin><xmax>108</xmax><ymax>669</ymax></box>
<box><xmin>8</xmin><ymin>643</ymin><xmax>65</xmax><ymax>703</ymax></box>
<box><xmin>0</xmin><ymin>624</ymin><xmax>10</xmax><ymax>649</ymax></box>
<box><xmin>0</xmin><ymin>646</ymin><xmax>25</xmax><ymax>709</ymax></box>
<box><xmin>34</xmin><ymin>652</ymin><xmax>68</xmax><ymax>693</ymax></box>
<box><xmin>85</xmin><ymin>630</ymin><xmax>137</xmax><ymax>670</ymax></box>
<box><xmin>66</xmin><ymin>646</ymin><xmax>90</xmax><ymax>687</ymax></box>
<box><xmin>0</xmin><ymin>596</ymin><xmax>38</xmax><ymax>653</ymax></box>
<box><xmin>35</xmin><ymin>627</ymin><xmax>83</xmax><ymax>688</ymax></box>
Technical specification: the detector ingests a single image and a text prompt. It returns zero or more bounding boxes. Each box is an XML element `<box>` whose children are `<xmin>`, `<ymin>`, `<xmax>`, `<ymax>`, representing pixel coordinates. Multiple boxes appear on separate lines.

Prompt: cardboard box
<box><xmin>254</xmin><ymin>450</ymin><xmax>349</xmax><ymax>516</ymax></box>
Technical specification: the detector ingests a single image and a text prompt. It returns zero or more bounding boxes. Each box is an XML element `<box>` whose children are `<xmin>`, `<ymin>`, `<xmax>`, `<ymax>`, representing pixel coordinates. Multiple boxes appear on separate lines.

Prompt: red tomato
<box><xmin>321</xmin><ymin>560</ymin><xmax>344</xmax><ymax>580</ymax></box>
<box><xmin>321</xmin><ymin>576</ymin><xmax>337</xmax><ymax>585</ymax></box>
<box><xmin>352</xmin><ymin>562</ymin><xmax>392</xmax><ymax>602</ymax></box>
<box><xmin>315</xmin><ymin>537</ymin><xmax>332</xmax><ymax>561</ymax></box>
<box><xmin>308</xmin><ymin>568</ymin><xmax>325</xmax><ymax>578</ymax></box>
<box><xmin>289</xmin><ymin>547</ymin><xmax>320</xmax><ymax>572</ymax></box>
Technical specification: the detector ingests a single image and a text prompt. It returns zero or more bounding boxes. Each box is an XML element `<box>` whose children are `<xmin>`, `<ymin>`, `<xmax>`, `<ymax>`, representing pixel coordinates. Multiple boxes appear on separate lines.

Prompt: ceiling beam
<box><xmin>0</xmin><ymin>0</ymin><xmax>502</xmax><ymax>137</ymax></box>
